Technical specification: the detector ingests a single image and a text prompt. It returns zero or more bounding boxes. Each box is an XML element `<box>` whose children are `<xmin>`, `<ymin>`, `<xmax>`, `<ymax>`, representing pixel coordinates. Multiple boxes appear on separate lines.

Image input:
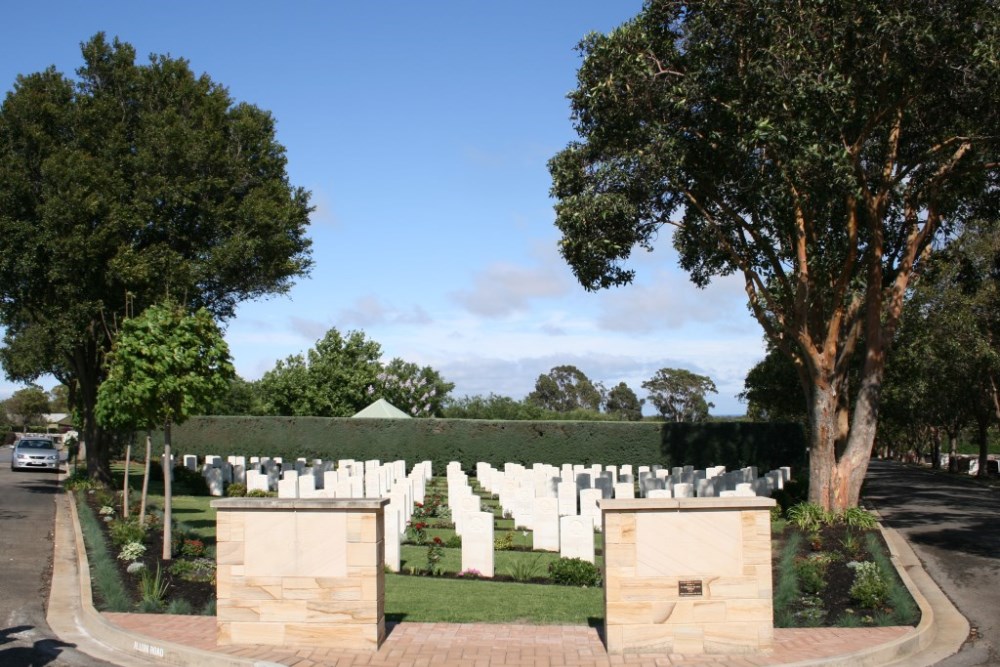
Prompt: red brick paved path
<box><xmin>104</xmin><ymin>614</ymin><xmax>910</xmax><ymax>667</ymax></box>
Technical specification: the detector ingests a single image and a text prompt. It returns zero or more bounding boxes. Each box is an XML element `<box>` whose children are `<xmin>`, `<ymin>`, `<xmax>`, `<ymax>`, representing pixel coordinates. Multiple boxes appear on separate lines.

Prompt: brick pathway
<box><xmin>103</xmin><ymin>614</ymin><xmax>910</xmax><ymax>666</ymax></box>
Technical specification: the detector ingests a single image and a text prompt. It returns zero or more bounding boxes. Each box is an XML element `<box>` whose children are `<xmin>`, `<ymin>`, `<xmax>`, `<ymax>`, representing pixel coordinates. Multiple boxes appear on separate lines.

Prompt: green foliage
<box><xmin>164</xmin><ymin>598</ymin><xmax>193</xmax><ymax>615</ymax></box>
<box><xmin>256</xmin><ymin>328</ymin><xmax>383</xmax><ymax>417</ymax></box>
<box><xmin>370</xmin><ymin>358</ymin><xmax>455</xmax><ymax>417</ymax></box>
<box><xmin>549</xmin><ymin>0</ymin><xmax>1000</xmax><ymax>510</ymax></box>
<box><xmin>117</xmin><ymin>541</ymin><xmax>146</xmax><ymax>563</ymax></box>
<box><xmin>3</xmin><ymin>384</ymin><xmax>50</xmax><ymax>429</ymax></box>
<box><xmin>547</xmin><ymin>557</ymin><xmax>601</xmax><ymax>587</ymax></box>
<box><xmin>246</xmin><ymin>489</ymin><xmax>274</xmax><ymax>498</ymax></box>
<box><xmin>108</xmin><ymin>518</ymin><xmax>148</xmax><ymax>548</ymax></box>
<box><xmin>506</xmin><ymin>555</ymin><xmax>544</xmax><ymax>582</ymax></box>
<box><xmin>604</xmin><ymin>382</ymin><xmax>644</xmax><ymax>421</ymax></box>
<box><xmin>740</xmin><ymin>349</ymin><xmax>808</xmax><ymax>423</ymax></box>
<box><xmin>839</xmin><ymin>507</ymin><xmax>878</xmax><ymax>530</ymax></box>
<box><xmin>96</xmin><ymin>302</ymin><xmax>234</xmax><ymax>432</ymax></box>
<box><xmin>849</xmin><ymin>561</ymin><xmax>889</xmax><ymax>609</ymax></box>
<box><xmin>773</xmin><ymin>532</ymin><xmax>803</xmax><ymax>627</ymax></box>
<box><xmin>158</xmin><ymin>416</ymin><xmax>807</xmax><ymax>474</ymax></box>
<box><xmin>225</xmin><ymin>483</ymin><xmax>247</xmax><ymax>497</ymax></box>
<box><xmin>0</xmin><ymin>33</ymin><xmax>312</xmax><ymax>481</ymax></box>
<box><xmin>75</xmin><ymin>492</ymin><xmax>132</xmax><ymax>612</ymax></box>
<box><xmin>443</xmin><ymin>393</ymin><xmax>544</xmax><ymax>420</ymax></box>
<box><xmin>786</xmin><ymin>503</ymin><xmax>830</xmax><ymax>532</ymax></box>
<box><xmin>794</xmin><ymin>555</ymin><xmax>831</xmax><ymax>595</ymax></box>
<box><xmin>137</xmin><ymin>564</ymin><xmax>170</xmax><ymax>609</ymax></box>
<box><xmin>642</xmin><ymin>368</ymin><xmax>717</xmax><ymax>422</ymax></box>
<box><xmin>493</xmin><ymin>532</ymin><xmax>515</xmax><ymax>551</ymax></box>
<box><xmin>168</xmin><ymin>558</ymin><xmax>216</xmax><ymax>584</ymax></box>
<box><xmin>526</xmin><ymin>365</ymin><xmax>603</xmax><ymax>413</ymax></box>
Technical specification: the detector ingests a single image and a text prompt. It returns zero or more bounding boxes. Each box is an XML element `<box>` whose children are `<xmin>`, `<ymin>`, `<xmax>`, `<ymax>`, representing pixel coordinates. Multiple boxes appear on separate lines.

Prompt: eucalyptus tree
<box><xmin>526</xmin><ymin>365</ymin><xmax>603</xmax><ymax>413</ymax></box>
<box><xmin>95</xmin><ymin>303</ymin><xmax>234</xmax><ymax>559</ymax></box>
<box><xmin>0</xmin><ymin>34</ymin><xmax>312</xmax><ymax>482</ymax></box>
<box><xmin>642</xmin><ymin>368</ymin><xmax>716</xmax><ymax>422</ymax></box>
<box><xmin>549</xmin><ymin>1</ymin><xmax>1000</xmax><ymax>509</ymax></box>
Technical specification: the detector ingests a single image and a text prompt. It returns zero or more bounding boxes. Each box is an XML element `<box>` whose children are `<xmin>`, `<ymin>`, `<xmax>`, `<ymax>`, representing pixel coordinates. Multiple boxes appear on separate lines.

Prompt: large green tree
<box><xmin>4</xmin><ymin>384</ymin><xmax>50</xmax><ymax>430</ymax></box>
<box><xmin>258</xmin><ymin>328</ymin><xmax>383</xmax><ymax>417</ymax></box>
<box><xmin>369</xmin><ymin>357</ymin><xmax>455</xmax><ymax>417</ymax></box>
<box><xmin>95</xmin><ymin>302</ymin><xmax>234</xmax><ymax>559</ymax></box>
<box><xmin>642</xmin><ymin>368</ymin><xmax>716</xmax><ymax>422</ymax></box>
<box><xmin>526</xmin><ymin>365</ymin><xmax>603</xmax><ymax>413</ymax></box>
<box><xmin>605</xmin><ymin>382</ymin><xmax>645</xmax><ymax>421</ymax></box>
<box><xmin>0</xmin><ymin>34</ymin><xmax>312</xmax><ymax>482</ymax></box>
<box><xmin>549</xmin><ymin>1</ymin><xmax>1000</xmax><ymax>509</ymax></box>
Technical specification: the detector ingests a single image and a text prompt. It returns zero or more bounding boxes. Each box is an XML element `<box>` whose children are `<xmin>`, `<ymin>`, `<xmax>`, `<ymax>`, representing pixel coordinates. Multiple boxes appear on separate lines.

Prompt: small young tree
<box><xmin>95</xmin><ymin>302</ymin><xmax>234</xmax><ymax>559</ymax></box>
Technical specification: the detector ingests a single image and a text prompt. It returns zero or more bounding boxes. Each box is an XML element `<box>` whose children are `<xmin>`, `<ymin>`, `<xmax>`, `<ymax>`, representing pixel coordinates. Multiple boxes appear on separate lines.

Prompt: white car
<box><xmin>10</xmin><ymin>437</ymin><xmax>59</xmax><ymax>472</ymax></box>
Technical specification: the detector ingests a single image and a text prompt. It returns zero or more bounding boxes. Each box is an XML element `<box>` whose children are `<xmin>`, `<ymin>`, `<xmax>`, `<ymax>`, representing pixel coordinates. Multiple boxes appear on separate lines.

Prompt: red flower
<box><xmin>433</xmin><ymin>536</ymin><xmax>443</xmax><ymax>545</ymax></box>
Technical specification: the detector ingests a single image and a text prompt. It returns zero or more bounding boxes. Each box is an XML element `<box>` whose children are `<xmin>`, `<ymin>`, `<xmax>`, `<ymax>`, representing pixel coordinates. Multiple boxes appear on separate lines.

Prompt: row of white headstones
<box><xmin>186</xmin><ymin>454</ymin><xmax>791</xmax><ymax>579</ymax></box>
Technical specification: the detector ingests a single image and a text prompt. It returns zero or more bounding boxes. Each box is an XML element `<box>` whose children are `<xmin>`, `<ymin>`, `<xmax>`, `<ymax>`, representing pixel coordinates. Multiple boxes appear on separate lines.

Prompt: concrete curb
<box><xmin>48</xmin><ymin>489</ymin><xmax>261</xmax><ymax>667</ymax></box>
<box><xmin>47</xmin><ymin>480</ymin><xmax>967</xmax><ymax>667</ymax></box>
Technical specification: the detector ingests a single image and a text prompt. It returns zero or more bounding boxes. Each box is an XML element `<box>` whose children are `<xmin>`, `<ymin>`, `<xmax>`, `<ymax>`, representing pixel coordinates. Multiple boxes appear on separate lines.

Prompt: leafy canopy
<box><xmin>642</xmin><ymin>368</ymin><xmax>716</xmax><ymax>422</ymax></box>
<box><xmin>526</xmin><ymin>365</ymin><xmax>603</xmax><ymax>413</ymax></box>
<box><xmin>95</xmin><ymin>303</ymin><xmax>235</xmax><ymax>431</ymax></box>
<box><xmin>550</xmin><ymin>0</ymin><xmax>1000</xmax><ymax>508</ymax></box>
<box><xmin>0</xmin><ymin>33</ymin><xmax>312</xmax><ymax>478</ymax></box>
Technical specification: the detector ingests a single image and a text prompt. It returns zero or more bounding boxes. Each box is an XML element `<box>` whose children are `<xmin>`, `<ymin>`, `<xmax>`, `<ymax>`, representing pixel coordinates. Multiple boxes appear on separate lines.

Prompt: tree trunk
<box><xmin>807</xmin><ymin>374</ymin><xmax>880</xmax><ymax>512</ymax></box>
<box><xmin>73</xmin><ymin>341</ymin><xmax>112</xmax><ymax>485</ymax></box>
<box><xmin>948</xmin><ymin>430</ymin><xmax>959</xmax><ymax>473</ymax></box>
<box><xmin>162</xmin><ymin>420</ymin><xmax>173</xmax><ymax>561</ymax></box>
<box><xmin>122</xmin><ymin>441</ymin><xmax>131</xmax><ymax>518</ymax></box>
<box><xmin>140</xmin><ymin>432</ymin><xmax>151</xmax><ymax>525</ymax></box>
<box><xmin>931</xmin><ymin>427</ymin><xmax>941</xmax><ymax>470</ymax></box>
<box><xmin>976</xmin><ymin>418</ymin><xmax>989</xmax><ymax>479</ymax></box>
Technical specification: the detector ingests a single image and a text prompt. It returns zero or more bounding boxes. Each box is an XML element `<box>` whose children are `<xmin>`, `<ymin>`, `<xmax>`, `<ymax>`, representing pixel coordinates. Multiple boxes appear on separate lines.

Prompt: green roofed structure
<box><xmin>351</xmin><ymin>398</ymin><xmax>411</xmax><ymax>419</ymax></box>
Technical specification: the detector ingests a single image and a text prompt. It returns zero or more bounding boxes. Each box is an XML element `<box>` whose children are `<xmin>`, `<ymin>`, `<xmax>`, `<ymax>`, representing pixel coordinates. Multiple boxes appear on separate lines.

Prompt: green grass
<box><xmin>385</xmin><ymin>574</ymin><xmax>603</xmax><ymax>624</ymax></box>
<box><xmin>399</xmin><ymin>545</ymin><xmax>601</xmax><ymax>579</ymax></box>
<box><xmin>74</xmin><ymin>491</ymin><xmax>132</xmax><ymax>612</ymax></box>
<box><xmin>772</xmin><ymin>531</ymin><xmax>803</xmax><ymax>627</ymax></box>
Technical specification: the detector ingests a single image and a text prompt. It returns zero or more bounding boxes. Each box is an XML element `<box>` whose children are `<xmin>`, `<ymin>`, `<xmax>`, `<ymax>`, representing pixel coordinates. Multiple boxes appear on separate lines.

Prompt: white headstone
<box><xmin>559</xmin><ymin>515</ymin><xmax>595</xmax><ymax>563</ymax></box>
<box><xmin>462</xmin><ymin>511</ymin><xmax>495</xmax><ymax>578</ymax></box>
<box><xmin>533</xmin><ymin>497</ymin><xmax>560</xmax><ymax>552</ymax></box>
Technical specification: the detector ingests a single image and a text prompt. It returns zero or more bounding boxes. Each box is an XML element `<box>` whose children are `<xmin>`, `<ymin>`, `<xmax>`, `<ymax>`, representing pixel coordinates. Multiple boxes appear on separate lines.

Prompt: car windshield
<box><xmin>19</xmin><ymin>440</ymin><xmax>54</xmax><ymax>449</ymax></box>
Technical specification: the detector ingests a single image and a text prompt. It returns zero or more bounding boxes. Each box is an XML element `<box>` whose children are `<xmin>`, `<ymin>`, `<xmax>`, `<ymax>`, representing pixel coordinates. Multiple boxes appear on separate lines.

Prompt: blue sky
<box><xmin>0</xmin><ymin>1</ymin><xmax>765</xmax><ymax>415</ymax></box>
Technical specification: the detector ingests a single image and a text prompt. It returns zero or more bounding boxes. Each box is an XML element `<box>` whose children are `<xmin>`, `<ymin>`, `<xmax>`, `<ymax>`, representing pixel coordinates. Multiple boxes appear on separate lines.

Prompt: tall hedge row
<box><xmin>154</xmin><ymin>417</ymin><xmax>806</xmax><ymax>474</ymax></box>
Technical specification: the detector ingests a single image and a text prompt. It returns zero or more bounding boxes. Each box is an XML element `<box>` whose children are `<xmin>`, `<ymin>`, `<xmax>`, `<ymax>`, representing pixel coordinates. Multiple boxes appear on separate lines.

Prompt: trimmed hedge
<box><xmin>153</xmin><ymin>417</ymin><xmax>805</xmax><ymax>474</ymax></box>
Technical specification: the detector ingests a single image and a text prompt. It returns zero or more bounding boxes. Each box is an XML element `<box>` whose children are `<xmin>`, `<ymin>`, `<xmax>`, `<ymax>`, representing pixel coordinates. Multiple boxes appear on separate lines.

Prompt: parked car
<box><xmin>10</xmin><ymin>437</ymin><xmax>59</xmax><ymax>472</ymax></box>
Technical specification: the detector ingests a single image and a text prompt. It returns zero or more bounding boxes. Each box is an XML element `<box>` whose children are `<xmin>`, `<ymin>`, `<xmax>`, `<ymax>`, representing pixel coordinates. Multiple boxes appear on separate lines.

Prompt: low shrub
<box><xmin>117</xmin><ymin>541</ymin><xmax>146</xmax><ymax>562</ymax></box>
<box><xmin>548</xmin><ymin>557</ymin><xmax>601</xmax><ymax>587</ymax></box>
<box><xmin>108</xmin><ymin>517</ymin><xmax>147</xmax><ymax>548</ymax></box>
<box><xmin>839</xmin><ymin>507</ymin><xmax>878</xmax><ymax>530</ymax></box>
<box><xmin>168</xmin><ymin>557</ymin><xmax>216</xmax><ymax>583</ymax></box>
<box><xmin>787</xmin><ymin>503</ymin><xmax>830</xmax><ymax>532</ymax></box>
<box><xmin>225</xmin><ymin>483</ymin><xmax>247</xmax><ymax>497</ymax></box>
<box><xmin>849</xmin><ymin>561</ymin><xmax>888</xmax><ymax>608</ymax></box>
<box><xmin>793</xmin><ymin>554</ymin><xmax>831</xmax><ymax>595</ymax></box>
<box><xmin>494</xmin><ymin>532</ymin><xmax>514</xmax><ymax>550</ymax></box>
<box><xmin>507</xmin><ymin>555</ymin><xmax>544</xmax><ymax>582</ymax></box>
<box><xmin>246</xmin><ymin>489</ymin><xmax>274</xmax><ymax>497</ymax></box>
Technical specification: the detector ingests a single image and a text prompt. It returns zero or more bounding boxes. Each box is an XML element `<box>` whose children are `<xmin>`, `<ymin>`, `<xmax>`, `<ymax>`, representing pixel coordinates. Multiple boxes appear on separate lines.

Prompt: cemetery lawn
<box><xmin>384</xmin><ymin>574</ymin><xmax>603</xmax><ymax>624</ymax></box>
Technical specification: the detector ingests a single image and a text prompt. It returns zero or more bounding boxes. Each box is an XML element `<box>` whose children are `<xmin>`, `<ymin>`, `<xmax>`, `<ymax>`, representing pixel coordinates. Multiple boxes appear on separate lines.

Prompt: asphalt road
<box><xmin>0</xmin><ymin>446</ymin><xmax>115</xmax><ymax>667</ymax></box>
<box><xmin>864</xmin><ymin>459</ymin><xmax>1000</xmax><ymax>667</ymax></box>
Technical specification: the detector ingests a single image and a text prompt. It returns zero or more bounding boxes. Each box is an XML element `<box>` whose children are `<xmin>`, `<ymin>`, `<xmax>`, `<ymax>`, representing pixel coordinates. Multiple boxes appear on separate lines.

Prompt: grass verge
<box><xmin>385</xmin><ymin>574</ymin><xmax>603</xmax><ymax>624</ymax></box>
<box><xmin>865</xmin><ymin>532</ymin><xmax>920</xmax><ymax>625</ymax></box>
<box><xmin>772</xmin><ymin>531</ymin><xmax>803</xmax><ymax>627</ymax></box>
<box><xmin>74</xmin><ymin>490</ymin><xmax>132</xmax><ymax>612</ymax></box>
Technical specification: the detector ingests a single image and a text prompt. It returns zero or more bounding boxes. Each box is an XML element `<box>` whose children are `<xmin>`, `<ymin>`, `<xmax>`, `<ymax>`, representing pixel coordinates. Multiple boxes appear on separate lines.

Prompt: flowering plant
<box><xmin>458</xmin><ymin>569</ymin><xmax>482</xmax><ymax>579</ymax></box>
<box><xmin>426</xmin><ymin>536</ymin><xmax>444</xmax><ymax>573</ymax></box>
<box><xmin>180</xmin><ymin>538</ymin><xmax>206</xmax><ymax>558</ymax></box>
<box><xmin>407</xmin><ymin>521</ymin><xmax>428</xmax><ymax>545</ymax></box>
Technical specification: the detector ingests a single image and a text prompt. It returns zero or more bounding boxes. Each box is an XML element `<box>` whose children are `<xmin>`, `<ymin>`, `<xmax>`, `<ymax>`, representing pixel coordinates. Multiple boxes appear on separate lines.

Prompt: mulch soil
<box><xmin>83</xmin><ymin>492</ymin><xmax>215</xmax><ymax>613</ymax></box>
<box><xmin>772</xmin><ymin>522</ymin><xmax>916</xmax><ymax>626</ymax></box>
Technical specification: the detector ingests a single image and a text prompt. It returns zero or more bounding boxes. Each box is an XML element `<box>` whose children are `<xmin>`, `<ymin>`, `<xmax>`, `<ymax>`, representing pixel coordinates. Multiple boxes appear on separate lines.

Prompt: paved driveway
<box><xmin>0</xmin><ymin>447</ymin><xmax>114</xmax><ymax>667</ymax></box>
<box><xmin>864</xmin><ymin>459</ymin><xmax>1000</xmax><ymax>666</ymax></box>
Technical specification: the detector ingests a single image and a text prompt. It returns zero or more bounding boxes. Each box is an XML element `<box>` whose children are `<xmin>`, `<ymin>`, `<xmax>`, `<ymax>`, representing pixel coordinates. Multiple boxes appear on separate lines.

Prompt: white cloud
<box><xmin>450</xmin><ymin>261</ymin><xmax>572</xmax><ymax>317</ymax></box>
<box><xmin>338</xmin><ymin>295</ymin><xmax>432</xmax><ymax>327</ymax></box>
<box><xmin>595</xmin><ymin>271</ymin><xmax>750</xmax><ymax>333</ymax></box>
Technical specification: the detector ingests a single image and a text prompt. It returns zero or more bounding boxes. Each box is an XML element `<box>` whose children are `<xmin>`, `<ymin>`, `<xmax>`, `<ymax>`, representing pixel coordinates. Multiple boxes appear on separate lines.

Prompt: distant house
<box><xmin>351</xmin><ymin>399</ymin><xmax>411</xmax><ymax>419</ymax></box>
